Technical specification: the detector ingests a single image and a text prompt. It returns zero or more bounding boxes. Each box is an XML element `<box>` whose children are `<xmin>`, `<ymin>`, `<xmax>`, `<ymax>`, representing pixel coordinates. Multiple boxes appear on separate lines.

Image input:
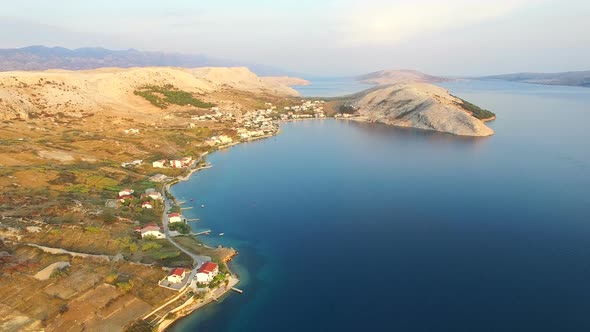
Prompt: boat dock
<box><xmin>231</xmin><ymin>287</ymin><xmax>244</xmax><ymax>294</ymax></box>
<box><xmin>193</xmin><ymin>230</ymin><xmax>211</xmax><ymax>236</ymax></box>
<box><xmin>181</xmin><ymin>207</ymin><xmax>193</xmax><ymax>210</ymax></box>
<box><xmin>187</xmin><ymin>218</ymin><xmax>200</xmax><ymax>222</ymax></box>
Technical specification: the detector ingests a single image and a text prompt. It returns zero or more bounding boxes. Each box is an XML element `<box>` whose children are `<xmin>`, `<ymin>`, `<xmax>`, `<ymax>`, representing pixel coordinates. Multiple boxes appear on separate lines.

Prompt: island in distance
<box><xmin>478</xmin><ymin>70</ymin><xmax>590</xmax><ymax>88</ymax></box>
<box><xmin>324</xmin><ymin>69</ymin><xmax>494</xmax><ymax>137</ymax></box>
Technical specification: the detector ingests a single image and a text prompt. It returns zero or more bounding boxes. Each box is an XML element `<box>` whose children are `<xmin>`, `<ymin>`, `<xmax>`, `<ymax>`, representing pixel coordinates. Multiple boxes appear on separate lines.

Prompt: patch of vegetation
<box><xmin>50</xmin><ymin>265</ymin><xmax>70</xmax><ymax>279</ymax></box>
<box><xmin>49</xmin><ymin>171</ymin><xmax>77</xmax><ymax>185</ymax></box>
<box><xmin>169</xmin><ymin>222</ymin><xmax>190</xmax><ymax>234</ymax></box>
<box><xmin>105</xmin><ymin>272</ymin><xmax>118</xmax><ymax>284</ymax></box>
<box><xmin>168</xmin><ymin>205</ymin><xmax>182</xmax><ymax>213</ymax></box>
<box><xmin>133</xmin><ymin>84</ymin><xmax>215</xmax><ymax>109</ymax></box>
<box><xmin>125</xmin><ymin>319</ymin><xmax>155</xmax><ymax>332</ymax></box>
<box><xmin>84</xmin><ymin>226</ymin><xmax>102</xmax><ymax>233</ymax></box>
<box><xmin>141</xmin><ymin>240</ymin><xmax>163</xmax><ymax>251</ymax></box>
<box><xmin>208</xmin><ymin>273</ymin><xmax>226</xmax><ymax>289</ymax></box>
<box><xmin>116</xmin><ymin>280</ymin><xmax>134</xmax><ymax>293</ymax></box>
<box><xmin>338</xmin><ymin>103</ymin><xmax>358</xmax><ymax>114</ymax></box>
<box><xmin>452</xmin><ymin>95</ymin><xmax>496</xmax><ymax>120</ymax></box>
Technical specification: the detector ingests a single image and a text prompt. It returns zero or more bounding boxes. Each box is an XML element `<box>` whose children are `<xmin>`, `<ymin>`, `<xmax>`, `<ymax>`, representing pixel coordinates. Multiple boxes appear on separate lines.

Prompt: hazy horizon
<box><xmin>1</xmin><ymin>0</ymin><xmax>589</xmax><ymax>76</ymax></box>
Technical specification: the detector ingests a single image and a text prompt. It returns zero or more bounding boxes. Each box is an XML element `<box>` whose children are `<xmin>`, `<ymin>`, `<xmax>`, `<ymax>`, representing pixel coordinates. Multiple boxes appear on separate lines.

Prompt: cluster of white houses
<box><xmin>117</xmin><ymin>188</ymin><xmax>162</xmax><ymax>208</ymax></box>
<box><xmin>242</xmin><ymin>108</ymin><xmax>277</xmax><ymax>133</ymax></box>
<box><xmin>189</xmin><ymin>107</ymin><xmax>237</xmax><ymax>124</ymax></box>
<box><xmin>280</xmin><ymin>100</ymin><xmax>326</xmax><ymax>120</ymax></box>
<box><xmin>165</xmin><ymin>261</ymin><xmax>220</xmax><ymax>286</ymax></box>
<box><xmin>152</xmin><ymin>156</ymin><xmax>193</xmax><ymax>169</ymax></box>
<box><xmin>205</xmin><ymin>135</ymin><xmax>233</xmax><ymax>146</ymax></box>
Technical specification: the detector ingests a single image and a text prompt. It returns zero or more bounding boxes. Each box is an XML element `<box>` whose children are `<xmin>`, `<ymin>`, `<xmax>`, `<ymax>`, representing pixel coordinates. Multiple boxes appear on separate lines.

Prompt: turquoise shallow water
<box><xmin>170</xmin><ymin>80</ymin><xmax>590</xmax><ymax>332</ymax></box>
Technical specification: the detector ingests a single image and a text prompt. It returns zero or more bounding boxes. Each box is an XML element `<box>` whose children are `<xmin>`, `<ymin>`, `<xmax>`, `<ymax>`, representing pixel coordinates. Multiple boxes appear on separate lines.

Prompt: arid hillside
<box><xmin>0</xmin><ymin>66</ymin><xmax>300</xmax><ymax>121</ymax></box>
<box><xmin>0</xmin><ymin>66</ymin><xmax>301</xmax><ymax>331</ymax></box>
<box><xmin>349</xmin><ymin>83</ymin><xmax>494</xmax><ymax>136</ymax></box>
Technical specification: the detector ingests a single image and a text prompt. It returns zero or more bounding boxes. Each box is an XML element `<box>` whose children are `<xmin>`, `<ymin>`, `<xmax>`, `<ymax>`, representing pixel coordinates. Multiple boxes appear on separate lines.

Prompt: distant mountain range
<box><xmin>479</xmin><ymin>71</ymin><xmax>590</xmax><ymax>87</ymax></box>
<box><xmin>0</xmin><ymin>46</ymin><xmax>289</xmax><ymax>76</ymax></box>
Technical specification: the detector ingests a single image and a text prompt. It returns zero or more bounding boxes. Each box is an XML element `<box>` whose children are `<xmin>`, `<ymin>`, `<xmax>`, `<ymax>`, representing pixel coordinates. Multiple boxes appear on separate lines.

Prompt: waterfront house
<box><xmin>118</xmin><ymin>188</ymin><xmax>134</xmax><ymax>197</ymax></box>
<box><xmin>170</xmin><ymin>160</ymin><xmax>183</xmax><ymax>168</ymax></box>
<box><xmin>195</xmin><ymin>262</ymin><xmax>219</xmax><ymax>284</ymax></box>
<box><xmin>141</xmin><ymin>201</ymin><xmax>153</xmax><ymax>209</ymax></box>
<box><xmin>167</xmin><ymin>268</ymin><xmax>186</xmax><ymax>283</ymax></box>
<box><xmin>152</xmin><ymin>160</ymin><xmax>166</xmax><ymax>168</ymax></box>
<box><xmin>168</xmin><ymin>212</ymin><xmax>183</xmax><ymax>223</ymax></box>
<box><xmin>139</xmin><ymin>224</ymin><xmax>165</xmax><ymax>239</ymax></box>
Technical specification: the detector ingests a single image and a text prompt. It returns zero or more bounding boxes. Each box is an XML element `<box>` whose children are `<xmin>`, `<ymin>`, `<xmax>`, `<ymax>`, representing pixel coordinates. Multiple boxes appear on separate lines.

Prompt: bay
<box><xmin>170</xmin><ymin>80</ymin><xmax>590</xmax><ymax>332</ymax></box>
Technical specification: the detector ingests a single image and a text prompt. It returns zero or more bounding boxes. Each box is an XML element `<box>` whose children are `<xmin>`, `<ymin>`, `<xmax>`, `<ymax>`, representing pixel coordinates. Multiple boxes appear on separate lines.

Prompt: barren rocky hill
<box><xmin>0</xmin><ymin>66</ymin><xmax>300</xmax><ymax>121</ymax></box>
<box><xmin>349</xmin><ymin>83</ymin><xmax>494</xmax><ymax>136</ymax></box>
<box><xmin>357</xmin><ymin>69</ymin><xmax>448</xmax><ymax>85</ymax></box>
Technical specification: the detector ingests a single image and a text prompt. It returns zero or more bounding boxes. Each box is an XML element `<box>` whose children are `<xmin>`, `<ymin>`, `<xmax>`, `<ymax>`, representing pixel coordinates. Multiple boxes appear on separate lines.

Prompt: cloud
<box><xmin>334</xmin><ymin>0</ymin><xmax>534</xmax><ymax>46</ymax></box>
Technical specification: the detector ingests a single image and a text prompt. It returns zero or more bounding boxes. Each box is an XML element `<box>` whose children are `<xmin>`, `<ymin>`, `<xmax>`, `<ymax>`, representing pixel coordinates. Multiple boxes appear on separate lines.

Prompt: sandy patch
<box><xmin>33</xmin><ymin>261</ymin><xmax>70</xmax><ymax>281</ymax></box>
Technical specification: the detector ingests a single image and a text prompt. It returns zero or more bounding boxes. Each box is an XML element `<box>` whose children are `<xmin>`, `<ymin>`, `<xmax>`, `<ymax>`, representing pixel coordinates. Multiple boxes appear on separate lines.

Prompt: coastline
<box><xmin>155</xmin><ymin>127</ymin><xmax>285</xmax><ymax>331</ymax></box>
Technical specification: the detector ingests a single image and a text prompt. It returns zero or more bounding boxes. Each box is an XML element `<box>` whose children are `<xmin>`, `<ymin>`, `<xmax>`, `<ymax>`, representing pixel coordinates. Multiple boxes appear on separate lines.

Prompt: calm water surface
<box><xmin>293</xmin><ymin>77</ymin><xmax>373</xmax><ymax>97</ymax></box>
<box><xmin>170</xmin><ymin>80</ymin><xmax>590</xmax><ymax>332</ymax></box>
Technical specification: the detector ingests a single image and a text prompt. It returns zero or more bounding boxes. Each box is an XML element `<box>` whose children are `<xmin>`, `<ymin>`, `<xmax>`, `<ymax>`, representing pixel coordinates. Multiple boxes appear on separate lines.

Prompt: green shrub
<box><xmin>141</xmin><ymin>241</ymin><xmax>163</xmax><ymax>251</ymax></box>
<box><xmin>169</xmin><ymin>222</ymin><xmax>190</xmax><ymax>234</ymax></box>
<box><xmin>452</xmin><ymin>95</ymin><xmax>496</xmax><ymax>120</ymax></box>
<box><xmin>133</xmin><ymin>85</ymin><xmax>215</xmax><ymax>109</ymax></box>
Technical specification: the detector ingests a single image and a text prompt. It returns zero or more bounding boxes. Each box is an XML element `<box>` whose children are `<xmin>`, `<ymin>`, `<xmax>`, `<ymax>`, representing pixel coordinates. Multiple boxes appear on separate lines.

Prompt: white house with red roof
<box><xmin>167</xmin><ymin>268</ymin><xmax>186</xmax><ymax>283</ymax></box>
<box><xmin>168</xmin><ymin>212</ymin><xmax>183</xmax><ymax>223</ymax></box>
<box><xmin>141</xmin><ymin>201</ymin><xmax>153</xmax><ymax>209</ymax></box>
<box><xmin>152</xmin><ymin>160</ymin><xmax>167</xmax><ymax>168</ymax></box>
<box><xmin>196</xmin><ymin>262</ymin><xmax>219</xmax><ymax>284</ymax></box>
<box><xmin>170</xmin><ymin>160</ymin><xmax>183</xmax><ymax>168</ymax></box>
<box><xmin>138</xmin><ymin>224</ymin><xmax>165</xmax><ymax>239</ymax></box>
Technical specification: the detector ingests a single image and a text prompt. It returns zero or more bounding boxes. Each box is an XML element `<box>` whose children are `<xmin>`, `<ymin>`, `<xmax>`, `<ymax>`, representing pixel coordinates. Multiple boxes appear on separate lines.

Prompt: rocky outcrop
<box><xmin>350</xmin><ymin>83</ymin><xmax>494</xmax><ymax>136</ymax></box>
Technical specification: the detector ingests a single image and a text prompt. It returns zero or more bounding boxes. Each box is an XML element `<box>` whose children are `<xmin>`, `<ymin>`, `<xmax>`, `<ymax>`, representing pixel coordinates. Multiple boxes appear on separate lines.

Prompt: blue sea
<box><xmin>170</xmin><ymin>80</ymin><xmax>590</xmax><ymax>332</ymax></box>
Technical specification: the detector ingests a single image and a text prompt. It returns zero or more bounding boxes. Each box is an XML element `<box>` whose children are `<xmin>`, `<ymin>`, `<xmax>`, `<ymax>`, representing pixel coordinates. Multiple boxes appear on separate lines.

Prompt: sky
<box><xmin>1</xmin><ymin>0</ymin><xmax>589</xmax><ymax>76</ymax></box>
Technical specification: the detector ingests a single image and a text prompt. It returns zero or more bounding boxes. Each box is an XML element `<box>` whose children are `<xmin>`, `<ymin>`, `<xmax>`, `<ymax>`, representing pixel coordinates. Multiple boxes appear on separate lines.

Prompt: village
<box><xmin>101</xmin><ymin>99</ymin><xmax>329</xmax><ymax>329</ymax></box>
<box><xmin>188</xmin><ymin>100</ymin><xmax>327</xmax><ymax>147</ymax></box>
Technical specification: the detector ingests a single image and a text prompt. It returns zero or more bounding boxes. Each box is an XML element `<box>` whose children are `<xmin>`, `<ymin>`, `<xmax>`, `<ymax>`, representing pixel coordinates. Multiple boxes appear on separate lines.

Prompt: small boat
<box><xmin>190</xmin><ymin>198</ymin><xmax>194</xmax><ymax>202</ymax></box>
<box><xmin>201</xmin><ymin>204</ymin><xmax>205</xmax><ymax>208</ymax></box>
<box><xmin>219</xmin><ymin>233</ymin><xmax>225</xmax><ymax>236</ymax></box>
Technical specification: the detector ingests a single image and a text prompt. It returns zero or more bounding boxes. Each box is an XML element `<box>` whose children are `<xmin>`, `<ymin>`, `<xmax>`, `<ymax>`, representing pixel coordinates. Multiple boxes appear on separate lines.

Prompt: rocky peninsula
<box><xmin>341</xmin><ymin>83</ymin><xmax>495</xmax><ymax>137</ymax></box>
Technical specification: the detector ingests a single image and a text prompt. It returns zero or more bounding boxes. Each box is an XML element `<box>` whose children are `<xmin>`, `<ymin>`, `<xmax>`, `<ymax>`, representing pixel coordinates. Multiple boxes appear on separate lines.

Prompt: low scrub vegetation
<box><xmin>169</xmin><ymin>222</ymin><xmax>190</xmax><ymax>234</ymax></box>
<box><xmin>452</xmin><ymin>95</ymin><xmax>495</xmax><ymax>120</ymax></box>
<box><xmin>134</xmin><ymin>84</ymin><xmax>215</xmax><ymax>109</ymax></box>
